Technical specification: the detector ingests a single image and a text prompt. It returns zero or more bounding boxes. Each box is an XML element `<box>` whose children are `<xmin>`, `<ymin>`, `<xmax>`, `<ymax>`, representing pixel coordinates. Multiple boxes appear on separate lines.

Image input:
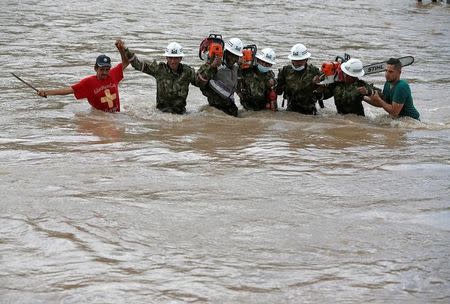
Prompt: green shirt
<box><xmin>383</xmin><ymin>80</ymin><xmax>420</xmax><ymax>120</ymax></box>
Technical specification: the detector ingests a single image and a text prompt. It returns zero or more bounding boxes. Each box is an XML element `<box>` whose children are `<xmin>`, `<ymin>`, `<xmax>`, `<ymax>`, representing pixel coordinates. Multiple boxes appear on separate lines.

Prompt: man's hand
<box><xmin>37</xmin><ymin>90</ymin><xmax>47</xmax><ymax>98</ymax></box>
<box><xmin>357</xmin><ymin>86</ymin><xmax>369</xmax><ymax>95</ymax></box>
<box><xmin>364</xmin><ymin>90</ymin><xmax>383</xmax><ymax>107</ymax></box>
<box><xmin>197</xmin><ymin>73</ymin><xmax>209</xmax><ymax>85</ymax></box>
<box><xmin>115</xmin><ymin>39</ymin><xmax>129</xmax><ymax>70</ymax></box>
<box><xmin>312</xmin><ymin>75</ymin><xmax>320</xmax><ymax>84</ymax></box>
<box><xmin>210</xmin><ymin>56</ymin><xmax>222</xmax><ymax>68</ymax></box>
<box><xmin>115</xmin><ymin>39</ymin><xmax>126</xmax><ymax>52</ymax></box>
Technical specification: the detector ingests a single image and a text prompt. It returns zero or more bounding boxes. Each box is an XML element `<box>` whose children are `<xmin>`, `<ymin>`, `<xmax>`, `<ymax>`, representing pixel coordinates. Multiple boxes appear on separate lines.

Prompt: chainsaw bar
<box><xmin>363</xmin><ymin>56</ymin><xmax>414</xmax><ymax>75</ymax></box>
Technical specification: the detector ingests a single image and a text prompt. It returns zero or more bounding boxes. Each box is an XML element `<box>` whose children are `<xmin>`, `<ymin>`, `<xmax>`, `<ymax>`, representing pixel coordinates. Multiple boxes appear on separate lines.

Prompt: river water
<box><xmin>1</xmin><ymin>0</ymin><xmax>449</xmax><ymax>303</ymax></box>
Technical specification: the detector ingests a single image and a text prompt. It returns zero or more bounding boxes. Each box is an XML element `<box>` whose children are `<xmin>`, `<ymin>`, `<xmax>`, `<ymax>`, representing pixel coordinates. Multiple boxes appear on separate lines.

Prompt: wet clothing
<box><xmin>322</xmin><ymin>79</ymin><xmax>378</xmax><ymax>116</ymax></box>
<box><xmin>383</xmin><ymin>80</ymin><xmax>420</xmax><ymax>120</ymax></box>
<box><xmin>198</xmin><ymin>62</ymin><xmax>239</xmax><ymax>117</ymax></box>
<box><xmin>238</xmin><ymin>66</ymin><xmax>276</xmax><ymax>111</ymax></box>
<box><xmin>276</xmin><ymin>63</ymin><xmax>321</xmax><ymax>114</ymax></box>
<box><xmin>126</xmin><ymin>49</ymin><xmax>198</xmax><ymax>114</ymax></box>
<box><xmin>72</xmin><ymin>63</ymin><xmax>123</xmax><ymax>112</ymax></box>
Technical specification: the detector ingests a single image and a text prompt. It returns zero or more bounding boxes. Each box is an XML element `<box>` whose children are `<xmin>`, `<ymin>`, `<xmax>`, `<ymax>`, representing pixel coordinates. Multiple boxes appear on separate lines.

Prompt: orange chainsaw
<box><xmin>240</xmin><ymin>44</ymin><xmax>257</xmax><ymax>69</ymax></box>
<box><xmin>318</xmin><ymin>54</ymin><xmax>350</xmax><ymax>85</ymax></box>
<box><xmin>199</xmin><ymin>34</ymin><xmax>224</xmax><ymax>62</ymax></box>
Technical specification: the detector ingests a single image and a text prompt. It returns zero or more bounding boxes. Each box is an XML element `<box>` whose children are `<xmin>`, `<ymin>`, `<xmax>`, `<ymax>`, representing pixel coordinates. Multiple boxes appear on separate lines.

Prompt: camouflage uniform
<box><xmin>197</xmin><ymin>63</ymin><xmax>239</xmax><ymax>117</ymax></box>
<box><xmin>238</xmin><ymin>66</ymin><xmax>276</xmax><ymax>111</ymax></box>
<box><xmin>126</xmin><ymin>49</ymin><xmax>198</xmax><ymax>114</ymax></box>
<box><xmin>322</xmin><ymin>80</ymin><xmax>381</xmax><ymax>116</ymax></box>
<box><xmin>276</xmin><ymin>63</ymin><xmax>321</xmax><ymax>114</ymax></box>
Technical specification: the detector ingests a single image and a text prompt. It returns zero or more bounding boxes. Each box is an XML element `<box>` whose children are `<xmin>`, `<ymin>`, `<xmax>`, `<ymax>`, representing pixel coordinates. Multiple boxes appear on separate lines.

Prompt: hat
<box><xmin>164</xmin><ymin>42</ymin><xmax>185</xmax><ymax>57</ymax></box>
<box><xmin>225</xmin><ymin>38</ymin><xmax>244</xmax><ymax>57</ymax></box>
<box><xmin>255</xmin><ymin>48</ymin><xmax>276</xmax><ymax>65</ymax></box>
<box><xmin>288</xmin><ymin>43</ymin><xmax>311</xmax><ymax>61</ymax></box>
<box><xmin>340</xmin><ymin>58</ymin><xmax>365</xmax><ymax>78</ymax></box>
<box><xmin>96</xmin><ymin>55</ymin><xmax>111</xmax><ymax>68</ymax></box>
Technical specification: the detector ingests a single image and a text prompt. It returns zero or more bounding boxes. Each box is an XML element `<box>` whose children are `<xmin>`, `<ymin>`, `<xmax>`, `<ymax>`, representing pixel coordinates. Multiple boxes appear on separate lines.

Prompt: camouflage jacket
<box><xmin>126</xmin><ymin>49</ymin><xmax>198</xmax><ymax>113</ymax></box>
<box><xmin>238</xmin><ymin>66</ymin><xmax>276</xmax><ymax>110</ymax></box>
<box><xmin>323</xmin><ymin>80</ymin><xmax>381</xmax><ymax>116</ymax></box>
<box><xmin>276</xmin><ymin>63</ymin><xmax>321</xmax><ymax>114</ymax></box>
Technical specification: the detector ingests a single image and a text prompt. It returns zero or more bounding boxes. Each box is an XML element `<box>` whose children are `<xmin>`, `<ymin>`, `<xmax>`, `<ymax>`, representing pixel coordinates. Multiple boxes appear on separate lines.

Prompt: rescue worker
<box><xmin>276</xmin><ymin>43</ymin><xmax>321</xmax><ymax>115</ymax></box>
<box><xmin>197</xmin><ymin>37</ymin><xmax>243</xmax><ymax>117</ymax></box>
<box><xmin>320</xmin><ymin>58</ymin><xmax>379</xmax><ymax>116</ymax></box>
<box><xmin>238</xmin><ymin>48</ymin><xmax>277</xmax><ymax>111</ymax></box>
<box><xmin>123</xmin><ymin>40</ymin><xmax>198</xmax><ymax>114</ymax></box>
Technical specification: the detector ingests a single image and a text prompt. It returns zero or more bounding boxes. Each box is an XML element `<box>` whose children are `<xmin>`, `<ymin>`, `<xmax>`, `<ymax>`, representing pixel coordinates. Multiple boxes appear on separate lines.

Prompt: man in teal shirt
<box><xmin>363</xmin><ymin>58</ymin><xmax>420</xmax><ymax>120</ymax></box>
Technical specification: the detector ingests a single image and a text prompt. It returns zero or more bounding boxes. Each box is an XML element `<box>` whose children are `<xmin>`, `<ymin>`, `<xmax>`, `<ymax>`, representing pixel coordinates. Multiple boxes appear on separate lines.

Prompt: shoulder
<box><xmin>141</xmin><ymin>59</ymin><xmax>161</xmax><ymax>69</ymax></box>
<box><xmin>397</xmin><ymin>79</ymin><xmax>410</xmax><ymax>90</ymax></box>
<box><xmin>262</xmin><ymin>70</ymin><xmax>275</xmax><ymax>80</ymax></box>
<box><xmin>278</xmin><ymin>65</ymin><xmax>292</xmax><ymax>75</ymax></box>
<box><xmin>72</xmin><ymin>75</ymin><xmax>96</xmax><ymax>92</ymax></box>
<box><xmin>282</xmin><ymin>64</ymin><xmax>293</xmax><ymax>71</ymax></box>
<box><xmin>181</xmin><ymin>63</ymin><xmax>194</xmax><ymax>72</ymax></box>
<box><xmin>110</xmin><ymin>63</ymin><xmax>124</xmax><ymax>78</ymax></box>
<box><xmin>392</xmin><ymin>80</ymin><xmax>411</xmax><ymax>96</ymax></box>
<box><xmin>244</xmin><ymin>66</ymin><xmax>258</xmax><ymax>74</ymax></box>
<box><xmin>112</xmin><ymin>63</ymin><xmax>122</xmax><ymax>71</ymax></box>
<box><xmin>198</xmin><ymin>63</ymin><xmax>212</xmax><ymax>71</ymax></box>
<box><xmin>356</xmin><ymin>79</ymin><xmax>370</xmax><ymax>88</ymax></box>
<box><xmin>307</xmin><ymin>63</ymin><xmax>320</xmax><ymax>73</ymax></box>
<box><xmin>78</xmin><ymin>74</ymin><xmax>97</xmax><ymax>84</ymax></box>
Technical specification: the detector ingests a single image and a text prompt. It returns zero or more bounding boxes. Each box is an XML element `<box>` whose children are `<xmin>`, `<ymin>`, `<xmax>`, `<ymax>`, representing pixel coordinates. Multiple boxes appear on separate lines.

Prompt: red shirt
<box><xmin>72</xmin><ymin>63</ymin><xmax>123</xmax><ymax>112</ymax></box>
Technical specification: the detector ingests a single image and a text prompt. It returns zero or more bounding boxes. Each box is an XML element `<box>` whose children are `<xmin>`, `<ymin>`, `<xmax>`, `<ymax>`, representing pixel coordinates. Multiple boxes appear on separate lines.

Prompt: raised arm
<box><xmin>115</xmin><ymin>39</ymin><xmax>129</xmax><ymax>70</ymax></box>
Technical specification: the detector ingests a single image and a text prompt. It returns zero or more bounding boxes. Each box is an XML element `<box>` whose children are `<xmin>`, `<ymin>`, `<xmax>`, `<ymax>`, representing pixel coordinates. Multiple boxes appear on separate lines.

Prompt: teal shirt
<box><xmin>383</xmin><ymin>80</ymin><xmax>420</xmax><ymax>120</ymax></box>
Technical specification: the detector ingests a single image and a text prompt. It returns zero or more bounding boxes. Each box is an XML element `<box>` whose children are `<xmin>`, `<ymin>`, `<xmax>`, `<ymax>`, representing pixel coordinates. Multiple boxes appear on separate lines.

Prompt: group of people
<box><xmin>36</xmin><ymin>37</ymin><xmax>420</xmax><ymax>121</ymax></box>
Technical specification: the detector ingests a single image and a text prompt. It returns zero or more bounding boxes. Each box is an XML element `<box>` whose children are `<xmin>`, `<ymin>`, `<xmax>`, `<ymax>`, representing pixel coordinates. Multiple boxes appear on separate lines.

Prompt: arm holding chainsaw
<box><xmin>197</xmin><ymin>56</ymin><xmax>222</xmax><ymax>86</ymax></box>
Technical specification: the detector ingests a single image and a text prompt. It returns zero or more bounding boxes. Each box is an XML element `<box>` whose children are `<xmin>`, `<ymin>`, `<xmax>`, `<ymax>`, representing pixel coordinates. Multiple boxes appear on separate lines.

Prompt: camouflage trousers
<box><xmin>335</xmin><ymin>101</ymin><xmax>365</xmax><ymax>116</ymax></box>
<box><xmin>286</xmin><ymin>101</ymin><xmax>317</xmax><ymax>115</ymax></box>
<box><xmin>240</xmin><ymin>97</ymin><xmax>267</xmax><ymax>111</ymax></box>
<box><xmin>157</xmin><ymin>104</ymin><xmax>186</xmax><ymax>115</ymax></box>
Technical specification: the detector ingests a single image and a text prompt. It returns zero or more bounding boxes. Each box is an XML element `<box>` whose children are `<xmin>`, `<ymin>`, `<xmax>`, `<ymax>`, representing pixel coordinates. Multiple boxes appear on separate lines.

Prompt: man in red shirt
<box><xmin>37</xmin><ymin>40</ymin><xmax>129</xmax><ymax>112</ymax></box>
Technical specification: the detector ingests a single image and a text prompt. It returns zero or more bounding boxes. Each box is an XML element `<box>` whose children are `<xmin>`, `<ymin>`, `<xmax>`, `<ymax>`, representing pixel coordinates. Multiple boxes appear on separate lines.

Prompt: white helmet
<box><xmin>255</xmin><ymin>48</ymin><xmax>276</xmax><ymax>65</ymax></box>
<box><xmin>164</xmin><ymin>42</ymin><xmax>184</xmax><ymax>57</ymax></box>
<box><xmin>225</xmin><ymin>38</ymin><xmax>243</xmax><ymax>57</ymax></box>
<box><xmin>341</xmin><ymin>58</ymin><xmax>365</xmax><ymax>77</ymax></box>
<box><xmin>288</xmin><ymin>43</ymin><xmax>311</xmax><ymax>60</ymax></box>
